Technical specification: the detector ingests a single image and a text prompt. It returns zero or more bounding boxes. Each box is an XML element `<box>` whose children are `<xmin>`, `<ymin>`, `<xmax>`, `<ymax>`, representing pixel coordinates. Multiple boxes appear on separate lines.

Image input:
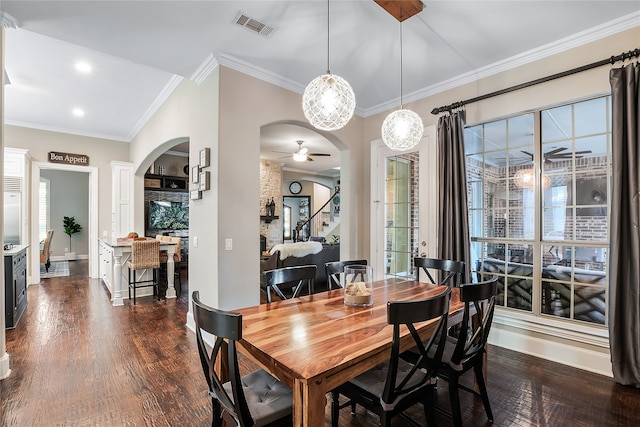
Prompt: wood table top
<box><xmin>235</xmin><ymin>277</ymin><xmax>463</xmax><ymax>388</ymax></box>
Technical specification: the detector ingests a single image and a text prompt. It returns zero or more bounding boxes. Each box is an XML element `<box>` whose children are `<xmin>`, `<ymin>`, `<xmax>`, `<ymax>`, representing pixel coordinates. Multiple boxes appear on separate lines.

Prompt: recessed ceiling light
<box><xmin>72</xmin><ymin>108</ymin><xmax>85</xmax><ymax>117</ymax></box>
<box><xmin>75</xmin><ymin>62</ymin><xmax>92</xmax><ymax>73</ymax></box>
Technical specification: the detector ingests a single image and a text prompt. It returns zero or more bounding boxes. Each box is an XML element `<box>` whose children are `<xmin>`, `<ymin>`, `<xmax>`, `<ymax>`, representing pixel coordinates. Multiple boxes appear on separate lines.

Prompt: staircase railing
<box><xmin>296</xmin><ymin>188</ymin><xmax>340</xmax><ymax>242</ymax></box>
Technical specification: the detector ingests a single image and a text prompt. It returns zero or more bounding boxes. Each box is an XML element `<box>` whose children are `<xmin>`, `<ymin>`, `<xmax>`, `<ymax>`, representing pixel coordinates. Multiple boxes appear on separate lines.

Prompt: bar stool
<box><xmin>127</xmin><ymin>239</ymin><xmax>161</xmax><ymax>305</ymax></box>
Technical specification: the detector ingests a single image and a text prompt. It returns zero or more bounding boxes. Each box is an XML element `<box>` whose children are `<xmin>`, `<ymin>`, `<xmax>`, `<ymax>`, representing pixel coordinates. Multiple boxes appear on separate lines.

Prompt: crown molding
<box><xmin>5</xmin><ymin>119</ymin><xmax>130</xmax><ymax>142</ymax></box>
<box><xmin>127</xmin><ymin>75</ymin><xmax>183</xmax><ymax>141</ymax></box>
<box><xmin>0</xmin><ymin>12</ymin><xmax>19</xmax><ymax>29</ymax></box>
<box><xmin>191</xmin><ymin>53</ymin><xmax>219</xmax><ymax>85</ymax></box>
<box><xmin>359</xmin><ymin>10</ymin><xmax>640</xmax><ymax>117</ymax></box>
<box><xmin>218</xmin><ymin>53</ymin><xmax>306</xmax><ymax>95</ymax></box>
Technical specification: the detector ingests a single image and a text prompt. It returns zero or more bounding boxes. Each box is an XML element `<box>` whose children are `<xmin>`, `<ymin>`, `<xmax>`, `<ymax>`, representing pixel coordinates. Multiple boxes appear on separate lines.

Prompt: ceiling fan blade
<box><xmin>545</xmin><ymin>147</ymin><xmax>568</xmax><ymax>156</ymax></box>
<box><xmin>272</xmin><ymin>150</ymin><xmax>291</xmax><ymax>154</ymax></box>
<box><xmin>308</xmin><ymin>153</ymin><xmax>330</xmax><ymax>157</ymax></box>
<box><xmin>306</xmin><ymin>156</ymin><xmax>314</xmax><ymax>161</ymax></box>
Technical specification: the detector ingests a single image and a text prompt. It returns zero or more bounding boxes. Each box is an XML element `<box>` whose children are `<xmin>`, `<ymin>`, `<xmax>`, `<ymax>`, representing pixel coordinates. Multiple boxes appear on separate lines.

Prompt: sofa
<box><xmin>261</xmin><ymin>242</ymin><xmax>340</xmax><ymax>287</ymax></box>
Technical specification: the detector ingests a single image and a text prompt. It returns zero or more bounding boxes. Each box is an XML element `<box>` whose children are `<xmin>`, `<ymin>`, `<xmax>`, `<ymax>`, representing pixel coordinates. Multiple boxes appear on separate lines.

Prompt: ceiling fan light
<box><xmin>293</xmin><ymin>152</ymin><xmax>307</xmax><ymax>162</ymax></box>
<box><xmin>381</xmin><ymin>108</ymin><xmax>423</xmax><ymax>151</ymax></box>
<box><xmin>302</xmin><ymin>73</ymin><xmax>355</xmax><ymax>131</ymax></box>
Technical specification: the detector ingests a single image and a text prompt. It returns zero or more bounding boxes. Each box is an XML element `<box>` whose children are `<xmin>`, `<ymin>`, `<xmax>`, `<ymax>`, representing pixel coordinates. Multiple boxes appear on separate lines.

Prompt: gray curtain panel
<box><xmin>609</xmin><ymin>63</ymin><xmax>640</xmax><ymax>387</ymax></box>
<box><xmin>437</xmin><ymin>111</ymin><xmax>471</xmax><ymax>283</ymax></box>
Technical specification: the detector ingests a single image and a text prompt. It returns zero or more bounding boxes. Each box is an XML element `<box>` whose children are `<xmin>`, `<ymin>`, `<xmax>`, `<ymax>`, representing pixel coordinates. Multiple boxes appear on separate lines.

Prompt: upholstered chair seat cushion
<box><xmin>222</xmin><ymin>369</ymin><xmax>293</xmax><ymax>426</ymax></box>
<box><xmin>347</xmin><ymin>359</ymin><xmax>431</xmax><ymax>411</ymax></box>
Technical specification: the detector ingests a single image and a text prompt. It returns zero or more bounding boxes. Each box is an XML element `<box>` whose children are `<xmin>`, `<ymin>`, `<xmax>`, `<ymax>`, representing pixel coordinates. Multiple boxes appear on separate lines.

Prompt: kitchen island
<box><xmin>98</xmin><ymin>238</ymin><xmax>177</xmax><ymax>306</ymax></box>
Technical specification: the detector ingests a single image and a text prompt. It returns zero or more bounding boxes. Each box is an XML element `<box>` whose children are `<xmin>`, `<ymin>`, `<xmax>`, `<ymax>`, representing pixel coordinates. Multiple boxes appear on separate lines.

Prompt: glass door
<box><xmin>371</xmin><ymin>126</ymin><xmax>438</xmax><ymax>280</ymax></box>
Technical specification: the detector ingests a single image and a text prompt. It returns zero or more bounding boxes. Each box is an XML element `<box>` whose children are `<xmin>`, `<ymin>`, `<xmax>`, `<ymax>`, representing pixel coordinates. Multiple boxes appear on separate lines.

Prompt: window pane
<box><xmin>508</xmin><ymin>114</ymin><xmax>534</xmax><ymax>149</ymax></box>
<box><xmin>542</xmin><ymin>105</ymin><xmax>572</xmax><ymax>142</ymax></box>
<box><xmin>464</xmin><ymin>126</ymin><xmax>483</xmax><ymax>154</ymax></box>
<box><xmin>574</xmin><ymin>97</ymin><xmax>607</xmax><ymax>137</ymax></box>
<box><xmin>484</xmin><ymin>120</ymin><xmax>507</xmax><ymax>151</ymax></box>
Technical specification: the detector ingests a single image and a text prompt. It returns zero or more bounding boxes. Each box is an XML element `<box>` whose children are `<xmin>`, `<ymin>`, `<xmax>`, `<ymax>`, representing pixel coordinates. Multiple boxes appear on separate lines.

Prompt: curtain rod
<box><xmin>431</xmin><ymin>47</ymin><xmax>640</xmax><ymax>115</ymax></box>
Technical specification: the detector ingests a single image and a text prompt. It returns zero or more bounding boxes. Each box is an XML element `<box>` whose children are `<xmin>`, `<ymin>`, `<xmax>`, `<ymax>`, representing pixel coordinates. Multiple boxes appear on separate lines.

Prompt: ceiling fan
<box><xmin>520</xmin><ymin>147</ymin><xmax>592</xmax><ymax>164</ymax></box>
<box><xmin>276</xmin><ymin>140</ymin><xmax>331</xmax><ymax>162</ymax></box>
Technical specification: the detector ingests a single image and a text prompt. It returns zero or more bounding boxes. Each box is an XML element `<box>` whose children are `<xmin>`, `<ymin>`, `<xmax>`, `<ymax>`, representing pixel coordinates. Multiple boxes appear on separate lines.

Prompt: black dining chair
<box><xmin>262</xmin><ymin>265</ymin><xmax>316</xmax><ymax>303</ymax></box>
<box><xmin>192</xmin><ymin>291</ymin><xmax>293</xmax><ymax>427</ymax></box>
<box><xmin>429</xmin><ymin>275</ymin><xmax>499</xmax><ymax>427</ymax></box>
<box><xmin>325</xmin><ymin>259</ymin><xmax>368</xmax><ymax>290</ymax></box>
<box><xmin>330</xmin><ymin>287</ymin><xmax>452</xmax><ymax>427</ymax></box>
<box><xmin>414</xmin><ymin>257</ymin><xmax>465</xmax><ymax>287</ymax></box>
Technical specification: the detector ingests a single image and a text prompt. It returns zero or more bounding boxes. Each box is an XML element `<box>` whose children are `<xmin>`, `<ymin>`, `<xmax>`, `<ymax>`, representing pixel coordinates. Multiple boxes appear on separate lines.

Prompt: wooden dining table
<box><xmin>235</xmin><ymin>277</ymin><xmax>465</xmax><ymax>427</ymax></box>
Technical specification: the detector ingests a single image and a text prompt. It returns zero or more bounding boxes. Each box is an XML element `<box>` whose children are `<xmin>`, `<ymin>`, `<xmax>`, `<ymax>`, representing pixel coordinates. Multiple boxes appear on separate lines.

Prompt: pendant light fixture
<box><xmin>302</xmin><ymin>0</ymin><xmax>356</xmax><ymax>131</ymax></box>
<box><xmin>382</xmin><ymin>14</ymin><xmax>423</xmax><ymax>151</ymax></box>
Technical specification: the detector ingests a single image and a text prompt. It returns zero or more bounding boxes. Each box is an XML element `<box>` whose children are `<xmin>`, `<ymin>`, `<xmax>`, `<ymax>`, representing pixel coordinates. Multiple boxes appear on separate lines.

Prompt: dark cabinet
<box><xmin>5</xmin><ymin>246</ymin><xmax>27</xmax><ymax>329</ymax></box>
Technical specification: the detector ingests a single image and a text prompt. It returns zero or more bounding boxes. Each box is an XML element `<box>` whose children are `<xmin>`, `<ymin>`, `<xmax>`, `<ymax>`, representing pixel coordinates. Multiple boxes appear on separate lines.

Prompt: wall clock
<box><xmin>289</xmin><ymin>181</ymin><xmax>302</xmax><ymax>195</ymax></box>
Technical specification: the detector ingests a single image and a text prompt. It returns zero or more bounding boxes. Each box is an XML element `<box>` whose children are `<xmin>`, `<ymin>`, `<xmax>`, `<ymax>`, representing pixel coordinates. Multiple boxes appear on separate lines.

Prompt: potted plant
<box><xmin>63</xmin><ymin>216</ymin><xmax>82</xmax><ymax>260</ymax></box>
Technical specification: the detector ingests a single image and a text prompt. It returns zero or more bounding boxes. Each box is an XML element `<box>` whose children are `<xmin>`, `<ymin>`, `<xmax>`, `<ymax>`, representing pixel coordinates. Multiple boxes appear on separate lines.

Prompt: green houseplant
<box><xmin>63</xmin><ymin>216</ymin><xmax>82</xmax><ymax>260</ymax></box>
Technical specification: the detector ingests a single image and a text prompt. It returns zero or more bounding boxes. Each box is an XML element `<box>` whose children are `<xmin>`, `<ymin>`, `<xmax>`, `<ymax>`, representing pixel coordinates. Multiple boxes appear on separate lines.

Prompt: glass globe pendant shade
<box><xmin>514</xmin><ymin>168</ymin><xmax>535</xmax><ymax>188</ymax></box>
<box><xmin>381</xmin><ymin>108</ymin><xmax>424</xmax><ymax>151</ymax></box>
<box><xmin>515</xmin><ymin>168</ymin><xmax>551</xmax><ymax>190</ymax></box>
<box><xmin>302</xmin><ymin>73</ymin><xmax>356</xmax><ymax>131</ymax></box>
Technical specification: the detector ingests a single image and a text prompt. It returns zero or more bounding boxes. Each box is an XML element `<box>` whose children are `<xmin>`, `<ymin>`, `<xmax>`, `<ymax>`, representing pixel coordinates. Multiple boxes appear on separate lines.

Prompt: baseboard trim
<box><xmin>0</xmin><ymin>352</ymin><xmax>10</xmax><ymax>380</ymax></box>
<box><xmin>489</xmin><ymin>323</ymin><xmax>613</xmax><ymax>377</ymax></box>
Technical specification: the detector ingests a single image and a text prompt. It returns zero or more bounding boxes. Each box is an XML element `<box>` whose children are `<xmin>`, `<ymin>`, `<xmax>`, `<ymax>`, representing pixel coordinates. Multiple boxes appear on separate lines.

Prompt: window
<box><xmin>466</xmin><ymin>96</ymin><xmax>611</xmax><ymax>327</ymax></box>
<box><xmin>39</xmin><ymin>178</ymin><xmax>50</xmax><ymax>241</ymax></box>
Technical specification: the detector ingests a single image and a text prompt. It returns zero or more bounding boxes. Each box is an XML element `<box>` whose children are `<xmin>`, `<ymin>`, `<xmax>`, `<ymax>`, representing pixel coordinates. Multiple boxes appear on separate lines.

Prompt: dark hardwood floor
<box><xmin>1</xmin><ymin>260</ymin><xmax>639</xmax><ymax>426</ymax></box>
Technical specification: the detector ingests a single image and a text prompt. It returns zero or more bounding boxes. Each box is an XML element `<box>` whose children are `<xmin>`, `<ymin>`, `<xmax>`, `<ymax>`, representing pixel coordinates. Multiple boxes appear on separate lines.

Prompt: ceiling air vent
<box><xmin>233</xmin><ymin>12</ymin><xmax>275</xmax><ymax>38</ymax></box>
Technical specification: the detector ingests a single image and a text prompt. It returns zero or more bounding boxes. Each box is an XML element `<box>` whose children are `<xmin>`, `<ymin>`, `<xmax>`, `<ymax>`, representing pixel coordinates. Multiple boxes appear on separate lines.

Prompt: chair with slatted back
<box><xmin>414</xmin><ymin>257</ymin><xmax>465</xmax><ymax>287</ymax></box>
<box><xmin>330</xmin><ymin>287</ymin><xmax>452</xmax><ymax>427</ymax></box>
<box><xmin>428</xmin><ymin>275</ymin><xmax>499</xmax><ymax>427</ymax></box>
<box><xmin>325</xmin><ymin>259</ymin><xmax>368</xmax><ymax>290</ymax></box>
<box><xmin>127</xmin><ymin>239</ymin><xmax>160</xmax><ymax>305</ymax></box>
<box><xmin>262</xmin><ymin>265</ymin><xmax>316</xmax><ymax>303</ymax></box>
<box><xmin>192</xmin><ymin>291</ymin><xmax>293</xmax><ymax>427</ymax></box>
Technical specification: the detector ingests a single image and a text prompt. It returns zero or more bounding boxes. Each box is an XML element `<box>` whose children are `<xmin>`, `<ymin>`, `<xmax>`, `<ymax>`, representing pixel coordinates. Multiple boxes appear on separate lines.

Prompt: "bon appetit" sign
<box><xmin>48</xmin><ymin>151</ymin><xmax>90</xmax><ymax>166</ymax></box>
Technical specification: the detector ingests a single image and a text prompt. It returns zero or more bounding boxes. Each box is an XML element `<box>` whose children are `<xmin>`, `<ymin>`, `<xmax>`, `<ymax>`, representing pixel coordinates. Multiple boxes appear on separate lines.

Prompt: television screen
<box><xmin>148</xmin><ymin>201</ymin><xmax>189</xmax><ymax>230</ymax></box>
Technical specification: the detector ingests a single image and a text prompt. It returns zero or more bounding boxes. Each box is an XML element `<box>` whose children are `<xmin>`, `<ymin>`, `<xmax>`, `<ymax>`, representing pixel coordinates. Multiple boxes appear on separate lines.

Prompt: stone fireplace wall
<box><xmin>260</xmin><ymin>160</ymin><xmax>283</xmax><ymax>251</ymax></box>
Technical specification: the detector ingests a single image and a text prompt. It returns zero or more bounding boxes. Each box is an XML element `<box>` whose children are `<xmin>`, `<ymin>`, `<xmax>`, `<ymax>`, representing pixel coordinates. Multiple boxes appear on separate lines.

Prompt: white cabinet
<box><xmin>98</xmin><ymin>239</ymin><xmax>114</xmax><ymax>293</ymax></box>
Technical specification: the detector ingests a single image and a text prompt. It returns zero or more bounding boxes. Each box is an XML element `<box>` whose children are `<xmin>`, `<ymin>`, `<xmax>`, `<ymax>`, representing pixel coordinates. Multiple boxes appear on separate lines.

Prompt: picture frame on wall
<box><xmin>199</xmin><ymin>148</ymin><xmax>210</xmax><ymax>168</ymax></box>
<box><xmin>190</xmin><ymin>190</ymin><xmax>202</xmax><ymax>200</ymax></box>
<box><xmin>191</xmin><ymin>165</ymin><xmax>200</xmax><ymax>183</ymax></box>
<box><xmin>199</xmin><ymin>171</ymin><xmax>210</xmax><ymax>191</ymax></box>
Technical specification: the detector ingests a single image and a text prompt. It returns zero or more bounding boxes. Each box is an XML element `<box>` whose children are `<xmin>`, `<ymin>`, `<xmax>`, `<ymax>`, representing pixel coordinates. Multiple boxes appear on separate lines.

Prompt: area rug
<box><xmin>40</xmin><ymin>261</ymin><xmax>70</xmax><ymax>278</ymax></box>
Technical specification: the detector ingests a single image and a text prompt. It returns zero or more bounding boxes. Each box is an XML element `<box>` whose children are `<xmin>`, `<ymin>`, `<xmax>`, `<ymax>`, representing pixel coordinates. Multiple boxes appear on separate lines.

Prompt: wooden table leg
<box><xmin>294</xmin><ymin>378</ymin><xmax>326</xmax><ymax>427</ymax></box>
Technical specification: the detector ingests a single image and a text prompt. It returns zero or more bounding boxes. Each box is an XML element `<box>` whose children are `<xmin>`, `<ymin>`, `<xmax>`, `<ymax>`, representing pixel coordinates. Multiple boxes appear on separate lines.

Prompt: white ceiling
<box><xmin>2</xmin><ymin>1</ymin><xmax>639</xmax><ymax>175</ymax></box>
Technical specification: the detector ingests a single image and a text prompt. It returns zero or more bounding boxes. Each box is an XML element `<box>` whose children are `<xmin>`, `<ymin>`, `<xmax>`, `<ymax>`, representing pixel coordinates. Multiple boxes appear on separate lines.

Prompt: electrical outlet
<box><xmin>65</xmin><ymin>247</ymin><xmax>69</xmax><ymax>253</ymax></box>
